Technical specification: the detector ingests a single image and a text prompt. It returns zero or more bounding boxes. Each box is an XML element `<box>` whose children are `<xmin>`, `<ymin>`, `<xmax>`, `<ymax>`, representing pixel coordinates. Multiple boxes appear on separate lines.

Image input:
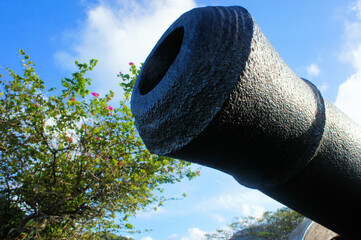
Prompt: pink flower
<box><xmin>129</xmin><ymin>62</ymin><xmax>134</xmax><ymax>66</ymax></box>
<box><xmin>69</xmin><ymin>137</ymin><xmax>73</xmax><ymax>142</ymax></box>
<box><xmin>119</xmin><ymin>71</ymin><xmax>122</xmax><ymax>75</ymax></box>
<box><xmin>108</xmin><ymin>105</ymin><xmax>113</xmax><ymax>111</ymax></box>
<box><xmin>71</xmin><ymin>98</ymin><xmax>75</xmax><ymax>101</ymax></box>
<box><xmin>95</xmin><ymin>137</ymin><xmax>101</xmax><ymax>141</ymax></box>
<box><xmin>119</xmin><ymin>161</ymin><xmax>123</xmax><ymax>166</ymax></box>
<box><xmin>180</xmin><ymin>167</ymin><xmax>184</xmax><ymax>170</ymax></box>
<box><xmin>91</xmin><ymin>92</ymin><xmax>99</xmax><ymax>98</ymax></box>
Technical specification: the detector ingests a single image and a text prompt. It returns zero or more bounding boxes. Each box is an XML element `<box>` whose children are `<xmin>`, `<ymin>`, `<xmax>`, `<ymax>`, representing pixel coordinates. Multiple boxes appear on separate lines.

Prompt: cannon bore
<box><xmin>131</xmin><ymin>6</ymin><xmax>361</xmax><ymax>238</ymax></box>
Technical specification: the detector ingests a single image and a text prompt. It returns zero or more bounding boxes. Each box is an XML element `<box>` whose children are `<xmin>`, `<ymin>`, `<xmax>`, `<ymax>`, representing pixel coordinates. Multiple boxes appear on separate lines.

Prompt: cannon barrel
<box><xmin>130</xmin><ymin>6</ymin><xmax>361</xmax><ymax>238</ymax></box>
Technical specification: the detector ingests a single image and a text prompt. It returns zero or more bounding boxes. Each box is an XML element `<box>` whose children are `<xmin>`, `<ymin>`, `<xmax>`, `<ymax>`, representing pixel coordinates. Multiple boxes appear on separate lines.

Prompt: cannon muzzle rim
<box><xmin>131</xmin><ymin>6</ymin><xmax>254</xmax><ymax>155</ymax></box>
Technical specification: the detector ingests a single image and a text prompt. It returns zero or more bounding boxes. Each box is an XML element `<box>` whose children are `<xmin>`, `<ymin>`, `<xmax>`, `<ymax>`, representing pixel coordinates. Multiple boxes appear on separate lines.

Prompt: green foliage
<box><xmin>205</xmin><ymin>207</ymin><xmax>304</xmax><ymax>240</ymax></box>
<box><xmin>0</xmin><ymin>50</ymin><xmax>199</xmax><ymax>239</ymax></box>
<box><xmin>118</xmin><ymin>62</ymin><xmax>141</xmax><ymax>101</ymax></box>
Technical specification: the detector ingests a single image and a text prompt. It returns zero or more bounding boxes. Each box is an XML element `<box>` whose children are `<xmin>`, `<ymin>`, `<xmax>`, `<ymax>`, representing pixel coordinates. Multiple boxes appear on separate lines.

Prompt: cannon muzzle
<box><xmin>131</xmin><ymin>6</ymin><xmax>361</xmax><ymax>238</ymax></box>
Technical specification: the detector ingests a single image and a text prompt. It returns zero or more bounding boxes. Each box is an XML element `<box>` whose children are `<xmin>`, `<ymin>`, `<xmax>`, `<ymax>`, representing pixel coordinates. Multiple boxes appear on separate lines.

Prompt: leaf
<box><xmin>125</xmin><ymin>223</ymin><xmax>134</xmax><ymax>229</ymax></box>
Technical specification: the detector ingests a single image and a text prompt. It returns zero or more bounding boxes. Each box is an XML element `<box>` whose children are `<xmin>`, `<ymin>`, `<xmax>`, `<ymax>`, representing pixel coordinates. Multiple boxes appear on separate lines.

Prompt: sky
<box><xmin>1</xmin><ymin>0</ymin><xmax>361</xmax><ymax>239</ymax></box>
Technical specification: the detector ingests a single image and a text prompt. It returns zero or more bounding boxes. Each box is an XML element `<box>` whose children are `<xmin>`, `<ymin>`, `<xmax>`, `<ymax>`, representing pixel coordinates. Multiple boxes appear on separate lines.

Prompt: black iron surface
<box><xmin>131</xmin><ymin>6</ymin><xmax>361</xmax><ymax>238</ymax></box>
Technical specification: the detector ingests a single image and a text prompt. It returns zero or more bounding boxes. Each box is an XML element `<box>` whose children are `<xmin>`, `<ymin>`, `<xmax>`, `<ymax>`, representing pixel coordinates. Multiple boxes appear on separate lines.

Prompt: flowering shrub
<box><xmin>0</xmin><ymin>50</ymin><xmax>199</xmax><ymax>239</ymax></box>
<box><xmin>91</xmin><ymin>91</ymin><xmax>100</xmax><ymax>98</ymax></box>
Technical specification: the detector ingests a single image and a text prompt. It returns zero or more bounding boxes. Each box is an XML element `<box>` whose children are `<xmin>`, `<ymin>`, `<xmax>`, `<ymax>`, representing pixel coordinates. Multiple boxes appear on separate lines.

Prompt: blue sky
<box><xmin>2</xmin><ymin>1</ymin><xmax>361</xmax><ymax>239</ymax></box>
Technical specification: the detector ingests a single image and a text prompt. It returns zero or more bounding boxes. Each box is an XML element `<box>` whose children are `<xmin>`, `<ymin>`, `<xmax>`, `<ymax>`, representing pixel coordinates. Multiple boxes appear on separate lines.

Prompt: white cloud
<box><xmin>211</xmin><ymin>214</ymin><xmax>226</xmax><ymax>223</ymax></box>
<box><xmin>335</xmin><ymin>71</ymin><xmax>361</xmax><ymax>125</ymax></box>
<box><xmin>336</xmin><ymin>0</ymin><xmax>361</xmax><ymax>125</ymax></box>
<box><xmin>350</xmin><ymin>0</ymin><xmax>361</xmax><ymax>19</ymax></box>
<box><xmin>140</xmin><ymin>237</ymin><xmax>154</xmax><ymax>240</ymax></box>
<box><xmin>54</xmin><ymin>0</ymin><xmax>196</xmax><ymax>96</ymax></box>
<box><xmin>195</xmin><ymin>188</ymin><xmax>275</xmax><ymax>215</ymax></box>
<box><xmin>319</xmin><ymin>82</ymin><xmax>329</xmax><ymax>92</ymax></box>
<box><xmin>242</xmin><ymin>203</ymin><xmax>265</xmax><ymax>219</ymax></box>
<box><xmin>167</xmin><ymin>233</ymin><xmax>179</xmax><ymax>240</ymax></box>
<box><xmin>340</xmin><ymin>24</ymin><xmax>361</xmax><ymax>67</ymax></box>
<box><xmin>136</xmin><ymin>205</ymin><xmax>167</xmax><ymax>219</ymax></box>
<box><xmin>307</xmin><ymin>64</ymin><xmax>321</xmax><ymax>77</ymax></box>
<box><xmin>180</xmin><ymin>228</ymin><xmax>206</xmax><ymax>240</ymax></box>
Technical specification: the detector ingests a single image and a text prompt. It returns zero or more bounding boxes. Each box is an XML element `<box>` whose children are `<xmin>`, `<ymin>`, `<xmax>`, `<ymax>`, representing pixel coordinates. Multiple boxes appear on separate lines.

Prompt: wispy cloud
<box><xmin>195</xmin><ymin>188</ymin><xmax>278</xmax><ymax>218</ymax></box>
<box><xmin>140</xmin><ymin>237</ymin><xmax>154</xmax><ymax>240</ymax></box>
<box><xmin>336</xmin><ymin>0</ymin><xmax>361</xmax><ymax>125</ymax></box>
<box><xmin>211</xmin><ymin>214</ymin><xmax>227</xmax><ymax>223</ymax></box>
<box><xmin>135</xmin><ymin>205</ymin><xmax>167</xmax><ymax>219</ymax></box>
<box><xmin>167</xmin><ymin>233</ymin><xmax>179</xmax><ymax>240</ymax></box>
<box><xmin>180</xmin><ymin>228</ymin><xmax>207</xmax><ymax>240</ymax></box>
<box><xmin>307</xmin><ymin>63</ymin><xmax>321</xmax><ymax>77</ymax></box>
<box><xmin>350</xmin><ymin>0</ymin><xmax>361</xmax><ymax>19</ymax></box>
<box><xmin>54</xmin><ymin>0</ymin><xmax>196</xmax><ymax>95</ymax></box>
<box><xmin>242</xmin><ymin>203</ymin><xmax>265</xmax><ymax>219</ymax></box>
<box><xmin>318</xmin><ymin>82</ymin><xmax>329</xmax><ymax>93</ymax></box>
<box><xmin>335</xmin><ymin>71</ymin><xmax>361</xmax><ymax>124</ymax></box>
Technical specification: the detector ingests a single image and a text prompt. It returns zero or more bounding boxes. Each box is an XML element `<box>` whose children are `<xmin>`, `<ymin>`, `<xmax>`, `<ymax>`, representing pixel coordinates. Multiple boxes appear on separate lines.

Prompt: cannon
<box><xmin>130</xmin><ymin>6</ymin><xmax>361</xmax><ymax>239</ymax></box>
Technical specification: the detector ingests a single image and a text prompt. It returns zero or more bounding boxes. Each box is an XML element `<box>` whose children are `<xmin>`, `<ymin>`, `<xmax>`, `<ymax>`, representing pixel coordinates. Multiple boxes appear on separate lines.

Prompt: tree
<box><xmin>0</xmin><ymin>50</ymin><xmax>199</xmax><ymax>239</ymax></box>
<box><xmin>205</xmin><ymin>207</ymin><xmax>304</xmax><ymax>240</ymax></box>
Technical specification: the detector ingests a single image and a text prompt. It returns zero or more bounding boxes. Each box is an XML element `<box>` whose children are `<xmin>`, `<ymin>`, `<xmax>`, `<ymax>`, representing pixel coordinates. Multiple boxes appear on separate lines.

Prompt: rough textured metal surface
<box><xmin>131</xmin><ymin>6</ymin><xmax>361</xmax><ymax>239</ymax></box>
